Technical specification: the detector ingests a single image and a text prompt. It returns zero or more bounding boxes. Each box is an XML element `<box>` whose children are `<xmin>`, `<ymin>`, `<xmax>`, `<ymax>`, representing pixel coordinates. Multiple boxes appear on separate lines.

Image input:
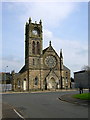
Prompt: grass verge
<box><xmin>73</xmin><ymin>93</ymin><xmax>90</xmax><ymax>100</ymax></box>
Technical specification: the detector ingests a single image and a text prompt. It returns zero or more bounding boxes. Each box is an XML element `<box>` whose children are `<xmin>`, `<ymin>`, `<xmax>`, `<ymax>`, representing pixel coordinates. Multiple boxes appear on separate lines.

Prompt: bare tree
<box><xmin>81</xmin><ymin>65</ymin><xmax>90</xmax><ymax>72</ymax></box>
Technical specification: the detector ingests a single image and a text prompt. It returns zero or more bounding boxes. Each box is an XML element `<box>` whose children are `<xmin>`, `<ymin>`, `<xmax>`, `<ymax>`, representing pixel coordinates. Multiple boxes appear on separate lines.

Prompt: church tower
<box><xmin>25</xmin><ymin>18</ymin><xmax>43</xmax><ymax>69</ymax></box>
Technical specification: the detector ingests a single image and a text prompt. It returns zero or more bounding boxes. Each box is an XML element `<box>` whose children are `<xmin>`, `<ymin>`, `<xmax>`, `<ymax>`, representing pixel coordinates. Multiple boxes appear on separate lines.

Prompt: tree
<box><xmin>81</xmin><ymin>65</ymin><xmax>90</xmax><ymax>72</ymax></box>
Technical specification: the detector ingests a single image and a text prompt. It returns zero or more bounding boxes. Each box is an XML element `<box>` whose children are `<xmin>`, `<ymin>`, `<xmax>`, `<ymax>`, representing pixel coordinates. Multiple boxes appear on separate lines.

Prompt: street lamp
<box><xmin>5</xmin><ymin>66</ymin><xmax>8</xmax><ymax>92</ymax></box>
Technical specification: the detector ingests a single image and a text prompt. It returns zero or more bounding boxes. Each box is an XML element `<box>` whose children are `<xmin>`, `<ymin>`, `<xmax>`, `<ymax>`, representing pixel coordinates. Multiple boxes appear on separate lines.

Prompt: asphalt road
<box><xmin>2</xmin><ymin>91</ymin><xmax>88</xmax><ymax>118</ymax></box>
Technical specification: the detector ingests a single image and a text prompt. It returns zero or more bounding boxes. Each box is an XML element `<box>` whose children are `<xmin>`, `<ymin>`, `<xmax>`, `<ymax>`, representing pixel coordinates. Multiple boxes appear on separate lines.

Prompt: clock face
<box><xmin>32</xmin><ymin>29</ymin><xmax>38</xmax><ymax>35</ymax></box>
<box><xmin>45</xmin><ymin>55</ymin><xmax>56</xmax><ymax>68</ymax></box>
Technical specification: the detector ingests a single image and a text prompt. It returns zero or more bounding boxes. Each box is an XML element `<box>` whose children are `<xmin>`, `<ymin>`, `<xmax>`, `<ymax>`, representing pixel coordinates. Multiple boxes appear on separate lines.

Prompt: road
<box><xmin>2</xmin><ymin>91</ymin><xmax>88</xmax><ymax>118</ymax></box>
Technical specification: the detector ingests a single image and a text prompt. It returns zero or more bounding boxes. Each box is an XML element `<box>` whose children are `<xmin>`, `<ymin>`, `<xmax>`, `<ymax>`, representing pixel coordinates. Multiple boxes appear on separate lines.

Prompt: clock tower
<box><xmin>25</xmin><ymin>18</ymin><xmax>43</xmax><ymax>69</ymax></box>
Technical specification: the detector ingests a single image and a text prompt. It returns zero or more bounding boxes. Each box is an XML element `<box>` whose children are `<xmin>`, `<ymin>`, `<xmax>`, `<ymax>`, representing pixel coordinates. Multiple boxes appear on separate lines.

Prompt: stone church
<box><xmin>12</xmin><ymin>18</ymin><xmax>71</xmax><ymax>91</ymax></box>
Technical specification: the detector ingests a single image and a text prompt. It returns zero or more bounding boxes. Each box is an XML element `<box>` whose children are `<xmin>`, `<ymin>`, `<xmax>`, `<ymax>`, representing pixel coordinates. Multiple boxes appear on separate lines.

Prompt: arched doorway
<box><xmin>23</xmin><ymin>78</ymin><xmax>26</xmax><ymax>91</ymax></box>
<box><xmin>48</xmin><ymin>77</ymin><xmax>56</xmax><ymax>89</ymax></box>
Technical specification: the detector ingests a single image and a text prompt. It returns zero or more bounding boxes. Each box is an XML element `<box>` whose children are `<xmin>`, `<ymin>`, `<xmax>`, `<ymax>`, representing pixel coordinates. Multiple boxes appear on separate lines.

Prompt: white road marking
<box><xmin>13</xmin><ymin>108</ymin><xmax>24</xmax><ymax>119</ymax></box>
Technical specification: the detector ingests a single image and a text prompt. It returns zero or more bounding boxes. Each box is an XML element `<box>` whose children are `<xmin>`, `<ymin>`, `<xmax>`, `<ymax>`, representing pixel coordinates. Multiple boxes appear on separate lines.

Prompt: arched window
<box><xmin>35</xmin><ymin>77</ymin><xmax>38</xmax><ymax>85</ymax></box>
<box><xmin>18</xmin><ymin>80</ymin><xmax>20</xmax><ymax>87</ymax></box>
<box><xmin>33</xmin><ymin>59</ymin><xmax>35</xmax><ymax>65</ymax></box>
<box><xmin>24</xmin><ymin>78</ymin><xmax>26</xmax><ymax>81</ymax></box>
<box><xmin>32</xmin><ymin>41</ymin><xmax>35</xmax><ymax>54</ymax></box>
<box><xmin>37</xmin><ymin>42</ymin><xmax>40</xmax><ymax>54</ymax></box>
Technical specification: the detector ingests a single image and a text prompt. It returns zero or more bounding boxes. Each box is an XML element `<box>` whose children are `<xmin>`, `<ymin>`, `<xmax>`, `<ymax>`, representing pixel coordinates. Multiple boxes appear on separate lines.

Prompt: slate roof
<box><xmin>63</xmin><ymin>65</ymin><xmax>70</xmax><ymax>71</ymax></box>
<box><xmin>19</xmin><ymin>65</ymin><xmax>26</xmax><ymax>73</ymax></box>
<box><xmin>74</xmin><ymin>70</ymin><xmax>86</xmax><ymax>74</ymax></box>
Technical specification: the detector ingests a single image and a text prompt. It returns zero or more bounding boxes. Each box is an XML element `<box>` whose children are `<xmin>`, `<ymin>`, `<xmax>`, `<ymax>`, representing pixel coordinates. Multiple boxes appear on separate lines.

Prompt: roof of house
<box><xmin>74</xmin><ymin>70</ymin><xmax>86</xmax><ymax>74</ymax></box>
<box><xmin>19</xmin><ymin>65</ymin><xmax>26</xmax><ymax>73</ymax></box>
<box><xmin>63</xmin><ymin>65</ymin><xmax>70</xmax><ymax>71</ymax></box>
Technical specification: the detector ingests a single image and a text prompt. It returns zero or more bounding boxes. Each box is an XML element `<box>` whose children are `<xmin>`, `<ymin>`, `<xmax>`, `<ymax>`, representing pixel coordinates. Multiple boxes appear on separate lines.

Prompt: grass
<box><xmin>73</xmin><ymin>93</ymin><xmax>90</xmax><ymax>100</ymax></box>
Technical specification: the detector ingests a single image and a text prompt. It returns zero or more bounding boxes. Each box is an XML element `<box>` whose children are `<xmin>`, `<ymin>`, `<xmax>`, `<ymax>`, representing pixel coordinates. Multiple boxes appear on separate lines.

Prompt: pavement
<box><xmin>59</xmin><ymin>93</ymin><xmax>89</xmax><ymax>107</ymax></box>
<box><xmin>0</xmin><ymin>89</ymin><xmax>78</xmax><ymax>94</ymax></box>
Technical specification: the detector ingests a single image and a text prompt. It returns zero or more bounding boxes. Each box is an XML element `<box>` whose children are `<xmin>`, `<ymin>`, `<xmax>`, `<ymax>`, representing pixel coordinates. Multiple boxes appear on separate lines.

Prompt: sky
<box><xmin>1</xmin><ymin>1</ymin><xmax>88</xmax><ymax>77</ymax></box>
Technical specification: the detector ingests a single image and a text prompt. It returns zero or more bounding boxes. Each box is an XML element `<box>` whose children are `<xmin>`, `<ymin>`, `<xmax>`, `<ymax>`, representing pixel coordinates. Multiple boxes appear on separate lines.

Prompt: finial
<box><xmin>49</xmin><ymin>41</ymin><xmax>51</xmax><ymax>46</ymax></box>
<box><xmin>29</xmin><ymin>17</ymin><xmax>31</xmax><ymax>23</ymax></box>
<box><xmin>26</xmin><ymin>22</ymin><xmax>28</xmax><ymax>25</ymax></box>
<box><xmin>39</xmin><ymin>19</ymin><xmax>42</xmax><ymax>24</ymax></box>
<box><xmin>60</xmin><ymin>49</ymin><xmax>62</xmax><ymax>53</ymax></box>
<box><xmin>11</xmin><ymin>70</ymin><xmax>15</xmax><ymax>74</ymax></box>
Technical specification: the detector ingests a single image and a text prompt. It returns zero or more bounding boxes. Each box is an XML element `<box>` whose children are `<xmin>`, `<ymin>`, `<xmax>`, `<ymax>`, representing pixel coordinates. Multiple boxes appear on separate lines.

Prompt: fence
<box><xmin>0</xmin><ymin>84</ymin><xmax>12</xmax><ymax>92</ymax></box>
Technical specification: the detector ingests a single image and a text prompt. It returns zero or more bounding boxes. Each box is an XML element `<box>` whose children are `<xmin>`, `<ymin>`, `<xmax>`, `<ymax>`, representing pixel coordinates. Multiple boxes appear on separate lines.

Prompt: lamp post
<box><xmin>5</xmin><ymin>66</ymin><xmax>8</xmax><ymax>92</ymax></box>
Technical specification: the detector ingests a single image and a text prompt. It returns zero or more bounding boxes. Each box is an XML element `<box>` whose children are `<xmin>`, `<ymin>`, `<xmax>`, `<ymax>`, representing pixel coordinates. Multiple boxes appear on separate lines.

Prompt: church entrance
<box><xmin>48</xmin><ymin>77</ymin><xmax>56</xmax><ymax>89</ymax></box>
<box><xmin>23</xmin><ymin>79</ymin><xmax>26</xmax><ymax>91</ymax></box>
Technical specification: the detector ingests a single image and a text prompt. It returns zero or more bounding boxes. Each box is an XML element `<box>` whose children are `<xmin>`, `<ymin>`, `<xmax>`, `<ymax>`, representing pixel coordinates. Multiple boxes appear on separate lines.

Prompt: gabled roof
<box><xmin>19</xmin><ymin>65</ymin><xmax>26</xmax><ymax>73</ymax></box>
<box><xmin>46</xmin><ymin>69</ymin><xmax>59</xmax><ymax>79</ymax></box>
<box><xmin>74</xmin><ymin>70</ymin><xmax>86</xmax><ymax>74</ymax></box>
<box><xmin>43</xmin><ymin>45</ymin><xmax>60</xmax><ymax>59</ymax></box>
<box><xmin>63</xmin><ymin>65</ymin><xmax>70</xmax><ymax>71</ymax></box>
<box><xmin>43</xmin><ymin>47</ymin><xmax>49</xmax><ymax>54</ymax></box>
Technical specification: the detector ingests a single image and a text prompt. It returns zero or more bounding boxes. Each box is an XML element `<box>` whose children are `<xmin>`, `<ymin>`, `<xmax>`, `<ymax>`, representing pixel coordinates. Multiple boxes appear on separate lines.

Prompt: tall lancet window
<box><xmin>35</xmin><ymin>77</ymin><xmax>38</xmax><ymax>85</ymax></box>
<box><xmin>37</xmin><ymin>42</ymin><xmax>40</xmax><ymax>54</ymax></box>
<box><xmin>32</xmin><ymin>41</ymin><xmax>35</xmax><ymax>54</ymax></box>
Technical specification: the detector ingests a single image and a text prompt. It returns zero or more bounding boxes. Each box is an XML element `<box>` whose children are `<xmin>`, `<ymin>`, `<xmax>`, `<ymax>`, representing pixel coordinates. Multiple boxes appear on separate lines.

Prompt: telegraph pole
<box><xmin>60</xmin><ymin>49</ymin><xmax>63</xmax><ymax>89</ymax></box>
<box><xmin>5</xmin><ymin>66</ymin><xmax>8</xmax><ymax>92</ymax></box>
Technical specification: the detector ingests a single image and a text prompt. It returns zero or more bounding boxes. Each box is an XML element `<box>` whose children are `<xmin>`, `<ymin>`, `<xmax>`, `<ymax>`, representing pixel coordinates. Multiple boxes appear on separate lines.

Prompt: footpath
<box><xmin>59</xmin><ymin>93</ymin><xmax>89</xmax><ymax>107</ymax></box>
<box><xmin>1</xmin><ymin>89</ymin><xmax>77</xmax><ymax>94</ymax></box>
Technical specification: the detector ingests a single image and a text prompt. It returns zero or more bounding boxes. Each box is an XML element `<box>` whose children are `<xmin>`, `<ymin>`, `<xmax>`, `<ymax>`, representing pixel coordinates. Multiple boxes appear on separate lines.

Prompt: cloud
<box><xmin>1</xmin><ymin>29</ymin><xmax>88</xmax><ymax>76</ymax></box>
<box><xmin>1</xmin><ymin>2</ymin><xmax>88</xmax><ymax>77</ymax></box>
<box><xmin>43</xmin><ymin>29</ymin><xmax>53</xmax><ymax>47</ymax></box>
<box><xmin>6</xmin><ymin>2</ymin><xmax>78</xmax><ymax>28</ymax></box>
<box><xmin>43</xmin><ymin>29</ymin><xmax>88</xmax><ymax>76</ymax></box>
<box><xmin>30</xmin><ymin>2</ymin><xmax>75</xmax><ymax>27</ymax></box>
<box><xmin>2</xmin><ymin>0</ymin><xmax>89</xmax><ymax>2</ymax></box>
<box><xmin>1</xmin><ymin>56</ymin><xmax>24</xmax><ymax>73</ymax></box>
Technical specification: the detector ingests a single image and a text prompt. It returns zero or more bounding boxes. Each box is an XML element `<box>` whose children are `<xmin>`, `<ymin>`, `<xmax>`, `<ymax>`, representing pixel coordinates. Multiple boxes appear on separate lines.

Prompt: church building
<box><xmin>12</xmin><ymin>18</ymin><xmax>71</xmax><ymax>91</ymax></box>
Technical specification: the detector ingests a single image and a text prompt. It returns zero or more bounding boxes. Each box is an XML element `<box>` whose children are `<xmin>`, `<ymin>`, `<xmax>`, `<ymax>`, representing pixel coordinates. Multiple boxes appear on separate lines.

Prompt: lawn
<box><xmin>73</xmin><ymin>93</ymin><xmax>90</xmax><ymax>100</ymax></box>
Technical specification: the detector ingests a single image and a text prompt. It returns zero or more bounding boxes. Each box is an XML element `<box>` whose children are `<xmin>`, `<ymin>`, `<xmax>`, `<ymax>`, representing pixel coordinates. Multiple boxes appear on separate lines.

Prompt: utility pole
<box><xmin>5</xmin><ymin>66</ymin><xmax>8</xmax><ymax>92</ymax></box>
<box><xmin>40</xmin><ymin>55</ymin><xmax>42</xmax><ymax>90</ymax></box>
<box><xmin>60</xmin><ymin>49</ymin><xmax>63</xmax><ymax>89</ymax></box>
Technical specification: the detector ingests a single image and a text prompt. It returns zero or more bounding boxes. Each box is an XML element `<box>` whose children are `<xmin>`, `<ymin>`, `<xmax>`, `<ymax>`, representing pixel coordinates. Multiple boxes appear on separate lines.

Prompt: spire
<box><xmin>39</xmin><ymin>19</ymin><xmax>42</xmax><ymax>24</ymax></box>
<box><xmin>26</xmin><ymin>22</ymin><xmax>28</xmax><ymax>25</ymax></box>
<box><xmin>29</xmin><ymin>17</ymin><xmax>31</xmax><ymax>23</ymax></box>
<box><xmin>49</xmin><ymin>41</ymin><xmax>51</xmax><ymax>46</ymax></box>
<box><xmin>35</xmin><ymin>21</ymin><xmax>37</xmax><ymax>24</ymax></box>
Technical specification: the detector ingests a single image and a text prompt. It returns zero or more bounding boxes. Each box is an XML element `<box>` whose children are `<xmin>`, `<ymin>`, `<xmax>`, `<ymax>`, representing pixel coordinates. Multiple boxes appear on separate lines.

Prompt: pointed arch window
<box><xmin>35</xmin><ymin>77</ymin><xmax>38</xmax><ymax>85</ymax></box>
<box><xmin>32</xmin><ymin>41</ymin><xmax>35</xmax><ymax>54</ymax></box>
<box><xmin>37</xmin><ymin>42</ymin><xmax>40</xmax><ymax>54</ymax></box>
<box><xmin>33</xmin><ymin>59</ymin><xmax>35</xmax><ymax>65</ymax></box>
<box><xmin>18</xmin><ymin>80</ymin><xmax>20</xmax><ymax>87</ymax></box>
